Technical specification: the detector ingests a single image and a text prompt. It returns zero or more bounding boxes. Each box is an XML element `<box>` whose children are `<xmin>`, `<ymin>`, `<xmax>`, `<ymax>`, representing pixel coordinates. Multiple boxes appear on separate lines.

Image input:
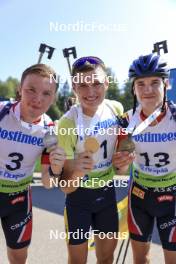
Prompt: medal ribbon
<box><xmin>77</xmin><ymin>103</ymin><xmax>104</xmax><ymax>141</ymax></box>
<box><xmin>126</xmin><ymin>106</ymin><xmax>162</xmax><ymax>136</ymax></box>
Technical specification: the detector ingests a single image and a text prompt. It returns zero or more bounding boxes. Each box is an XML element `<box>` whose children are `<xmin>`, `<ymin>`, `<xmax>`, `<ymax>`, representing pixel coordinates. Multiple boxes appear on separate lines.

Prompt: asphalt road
<box><xmin>0</xmin><ymin>176</ymin><xmax>165</xmax><ymax>264</ymax></box>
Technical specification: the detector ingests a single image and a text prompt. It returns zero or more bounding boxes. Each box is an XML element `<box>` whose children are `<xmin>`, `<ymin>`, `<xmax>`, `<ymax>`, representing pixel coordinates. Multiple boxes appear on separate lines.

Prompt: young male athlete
<box><xmin>58</xmin><ymin>56</ymin><xmax>123</xmax><ymax>264</ymax></box>
<box><xmin>0</xmin><ymin>64</ymin><xmax>65</xmax><ymax>264</ymax></box>
<box><xmin>113</xmin><ymin>53</ymin><xmax>176</xmax><ymax>264</ymax></box>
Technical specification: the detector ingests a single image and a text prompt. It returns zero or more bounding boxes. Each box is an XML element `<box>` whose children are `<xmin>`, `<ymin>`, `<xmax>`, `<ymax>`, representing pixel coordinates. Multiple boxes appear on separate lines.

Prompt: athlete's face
<box><xmin>73</xmin><ymin>67</ymin><xmax>108</xmax><ymax>116</ymax></box>
<box><xmin>134</xmin><ymin>76</ymin><xmax>167</xmax><ymax>114</ymax></box>
<box><xmin>19</xmin><ymin>74</ymin><xmax>56</xmax><ymax>122</ymax></box>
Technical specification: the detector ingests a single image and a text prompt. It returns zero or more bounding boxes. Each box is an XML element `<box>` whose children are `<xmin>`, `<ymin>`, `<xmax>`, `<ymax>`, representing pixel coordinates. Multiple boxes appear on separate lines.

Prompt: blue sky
<box><xmin>0</xmin><ymin>0</ymin><xmax>176</xmax><ymax>87</ymax></box>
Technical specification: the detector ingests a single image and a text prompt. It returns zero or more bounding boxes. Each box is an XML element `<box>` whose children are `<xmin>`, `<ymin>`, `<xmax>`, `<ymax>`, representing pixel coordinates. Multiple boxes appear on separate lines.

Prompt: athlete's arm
<box><xmin>41</xmin><ymin>145</ymin><xmax>66</xmax><ymax>188</ymax></box>
<box><xmin>59</xmin><ymin>151</ymin><xmax>94</xmax><ymax>194</ymax></box>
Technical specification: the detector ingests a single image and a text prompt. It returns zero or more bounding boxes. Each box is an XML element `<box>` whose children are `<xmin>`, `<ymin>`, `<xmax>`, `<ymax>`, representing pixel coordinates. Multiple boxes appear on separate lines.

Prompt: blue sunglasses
<box><xmin>72</xmin><ymin>56</ymin><xmax>105</xmax><ymax>72</ymax></box>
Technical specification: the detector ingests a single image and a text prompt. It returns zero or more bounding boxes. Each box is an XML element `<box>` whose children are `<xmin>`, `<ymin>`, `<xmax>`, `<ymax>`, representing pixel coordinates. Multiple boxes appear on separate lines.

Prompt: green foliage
<box><xmin>120</xmin><ymin>80</ymin><xmax>133</xmax><ymax>112</ymax></box>
<box><xmin>56</xmin><ymin>95</ymin><xmax>66</xmax><ymax>115</ymax></box>
<box><xmin>105</xmin><ymin>68</ymin><xmax>133</xmax><ymax>112</ymax></box>
<box><xmin>105</xmin><ymin>68</ymin><xmax>121</xmax><ymax>101</ymax></box>
<box><xmin>46</xmin><ymin>103</ymin><xmax>61</xmax><ymax>121</ymax></box>
<box><xmin>0</xmin><ymin>77</ymin><xmax>19</xmax><ymax>99</ymax></box>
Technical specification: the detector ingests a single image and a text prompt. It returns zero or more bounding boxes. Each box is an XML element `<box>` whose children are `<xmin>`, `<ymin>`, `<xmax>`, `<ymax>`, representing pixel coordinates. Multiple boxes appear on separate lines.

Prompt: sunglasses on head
<box><xmin>72</xmin><ymin>56</ymin><xmax>105</xmax><ymax>72</ymax></box>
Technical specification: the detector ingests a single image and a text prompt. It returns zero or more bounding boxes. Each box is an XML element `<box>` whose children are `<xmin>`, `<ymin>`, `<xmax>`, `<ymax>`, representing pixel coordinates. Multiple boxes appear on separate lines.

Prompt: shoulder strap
<box><xmin>0</xmin><ymin>102</ymin><xmax>13</xmax><ymax>122</ymax></box>
<box><xmin>168</xmin><ymin>100</ymin><xmax>176</xmax><ymax>122</ymax></box>
<box><xmin>105</xmin><ymin>101</ymin><xmax>128</xmax><ymax>128</ymax></box>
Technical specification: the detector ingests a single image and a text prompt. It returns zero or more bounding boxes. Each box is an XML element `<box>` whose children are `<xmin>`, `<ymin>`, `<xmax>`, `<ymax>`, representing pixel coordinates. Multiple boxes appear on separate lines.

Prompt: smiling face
<box><xmin>73</xmin><ymin>66</ymin><xmax>108</xmax><ymax>116</ymax></box>
<box><xmin>133</xmin><ymin>76</ymin><xmax>167</xmax><ymax>114</ymax></box>
<box><xmin>19</xmin><ymin>73</ymin><xmax>56</xmax><ymax>122</ymax></box>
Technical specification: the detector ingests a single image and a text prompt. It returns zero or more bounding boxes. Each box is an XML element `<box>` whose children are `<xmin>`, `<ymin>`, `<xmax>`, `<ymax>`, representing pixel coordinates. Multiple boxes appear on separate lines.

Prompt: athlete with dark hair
<box><xmin>113</xmin><ymin>54</ymin><xmax>176</xmax><ymax>264</ymax></box>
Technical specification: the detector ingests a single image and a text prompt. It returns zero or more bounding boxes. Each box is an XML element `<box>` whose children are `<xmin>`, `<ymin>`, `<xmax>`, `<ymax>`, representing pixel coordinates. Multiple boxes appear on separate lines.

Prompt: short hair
<box><xmin>20</xmin><ymin>64</ymin><xmax>59</xmax><ymax>90</ymax></box>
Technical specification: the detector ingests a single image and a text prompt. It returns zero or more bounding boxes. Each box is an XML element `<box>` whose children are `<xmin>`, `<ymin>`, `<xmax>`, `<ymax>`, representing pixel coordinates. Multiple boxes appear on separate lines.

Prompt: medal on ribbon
<box><xmin>84</xmin><ymin>137</ymin><xmax>100</xmax><ymax>153</ymax></box>
<box><xmin>117</xmin><ymin>106</ymin><xmax>163</xmax><ymax>153</ymax></box>
<box><xmin>117</xmin><ymin>133</ymin><xmax>135</xmax><ymax>153</ymax></box>
<box><xmin>43</xmin><ymin>131</ymin><xmax>58</xmax><ymax>148</ymax></box>
<box><xmin>77</xmin><ymin>104</ymin><xmax>103</xmax><ymax>153</ymax></box>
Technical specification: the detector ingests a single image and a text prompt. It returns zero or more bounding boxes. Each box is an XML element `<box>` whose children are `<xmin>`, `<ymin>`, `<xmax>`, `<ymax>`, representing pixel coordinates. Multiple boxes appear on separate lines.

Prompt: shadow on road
<box><xmin>32</xmin><ymin>186</ymin><xmax>65</xmax><ymax>215</ymax></box>
<box><xmin>31</xmin><ymin>184</ymin><xmax>161</xmax><ymax>245</ymax></box>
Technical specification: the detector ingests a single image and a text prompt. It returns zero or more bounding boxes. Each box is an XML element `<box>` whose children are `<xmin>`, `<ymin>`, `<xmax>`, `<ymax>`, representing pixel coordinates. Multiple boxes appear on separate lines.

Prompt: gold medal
<box><xmin>43</xmin><ymin>131</ymin><xmax>58</xmax><ymax>148</ymax></box>
<box><xmin>117</xmin><ymin>134</ymin><xmax>135</xmax><ymax>153</ymax></box>
<box><xmin>84</xmin><ymin>137</ymin><xmax>100</xmax><ymax>153</ymax></box>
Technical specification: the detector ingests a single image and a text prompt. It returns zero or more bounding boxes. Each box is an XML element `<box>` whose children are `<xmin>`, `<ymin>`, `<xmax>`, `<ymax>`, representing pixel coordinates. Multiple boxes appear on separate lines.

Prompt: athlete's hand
<box><xmin>112</xmin><ymin>151</ymin><xmax>135</xmax><ymax>173</ymax></box>
<box><xmin>49</xmin><ymin>145</ymin><xmax>66</xmax><ymax>175</ymax></box>
<box><xmin>73</xmin><ymin>151</ymin><xmax>94</xmax><ymax>177</ymax></box>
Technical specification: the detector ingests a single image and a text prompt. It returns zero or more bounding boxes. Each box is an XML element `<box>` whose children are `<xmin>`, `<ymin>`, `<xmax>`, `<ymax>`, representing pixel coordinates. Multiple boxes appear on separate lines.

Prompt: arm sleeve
<box><xmin>41</xmin><ymin>148</ymin><xmax>50</xmax><ymax>164</ymax></box>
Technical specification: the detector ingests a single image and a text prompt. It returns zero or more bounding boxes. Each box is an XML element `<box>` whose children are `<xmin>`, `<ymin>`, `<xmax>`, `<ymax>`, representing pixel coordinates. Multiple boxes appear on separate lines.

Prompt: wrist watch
<box><xmin>48</xmin><ymin>166</ymin><xmax>63</xmax><ymax>178</ymax></box>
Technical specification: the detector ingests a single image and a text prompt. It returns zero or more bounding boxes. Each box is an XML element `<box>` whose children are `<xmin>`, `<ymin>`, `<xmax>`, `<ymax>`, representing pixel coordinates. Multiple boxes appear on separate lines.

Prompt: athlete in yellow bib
<box><xmin>58</xmin><ymin>56</ymin><xmax>124</xmax><ymax>264</ymax></box>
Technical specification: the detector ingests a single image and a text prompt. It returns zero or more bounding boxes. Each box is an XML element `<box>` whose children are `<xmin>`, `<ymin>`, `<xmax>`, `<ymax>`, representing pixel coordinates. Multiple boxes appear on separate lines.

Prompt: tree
<box><xmin>46</xmin><ymin>104</ymin><xmax>61</xmax><ymax>121</ymax></box>
<box><xmin>0</xmin><ymin>77</ymin><xmax>19</xmax><ymax>99</ymax></box>
<box><xmin>105</xmin><ymin>67</ymin><xmax>121</xmax><ymax>100</ymax></box>
<box><xmin>60</xmin><ymin>80</ymin><xmax>70</xmax><ymax>97</ymax></box>
<box><xmin>120</xmin><ymin>80</ymin><xmax>133</xmax><ymax>112</ymax></box>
